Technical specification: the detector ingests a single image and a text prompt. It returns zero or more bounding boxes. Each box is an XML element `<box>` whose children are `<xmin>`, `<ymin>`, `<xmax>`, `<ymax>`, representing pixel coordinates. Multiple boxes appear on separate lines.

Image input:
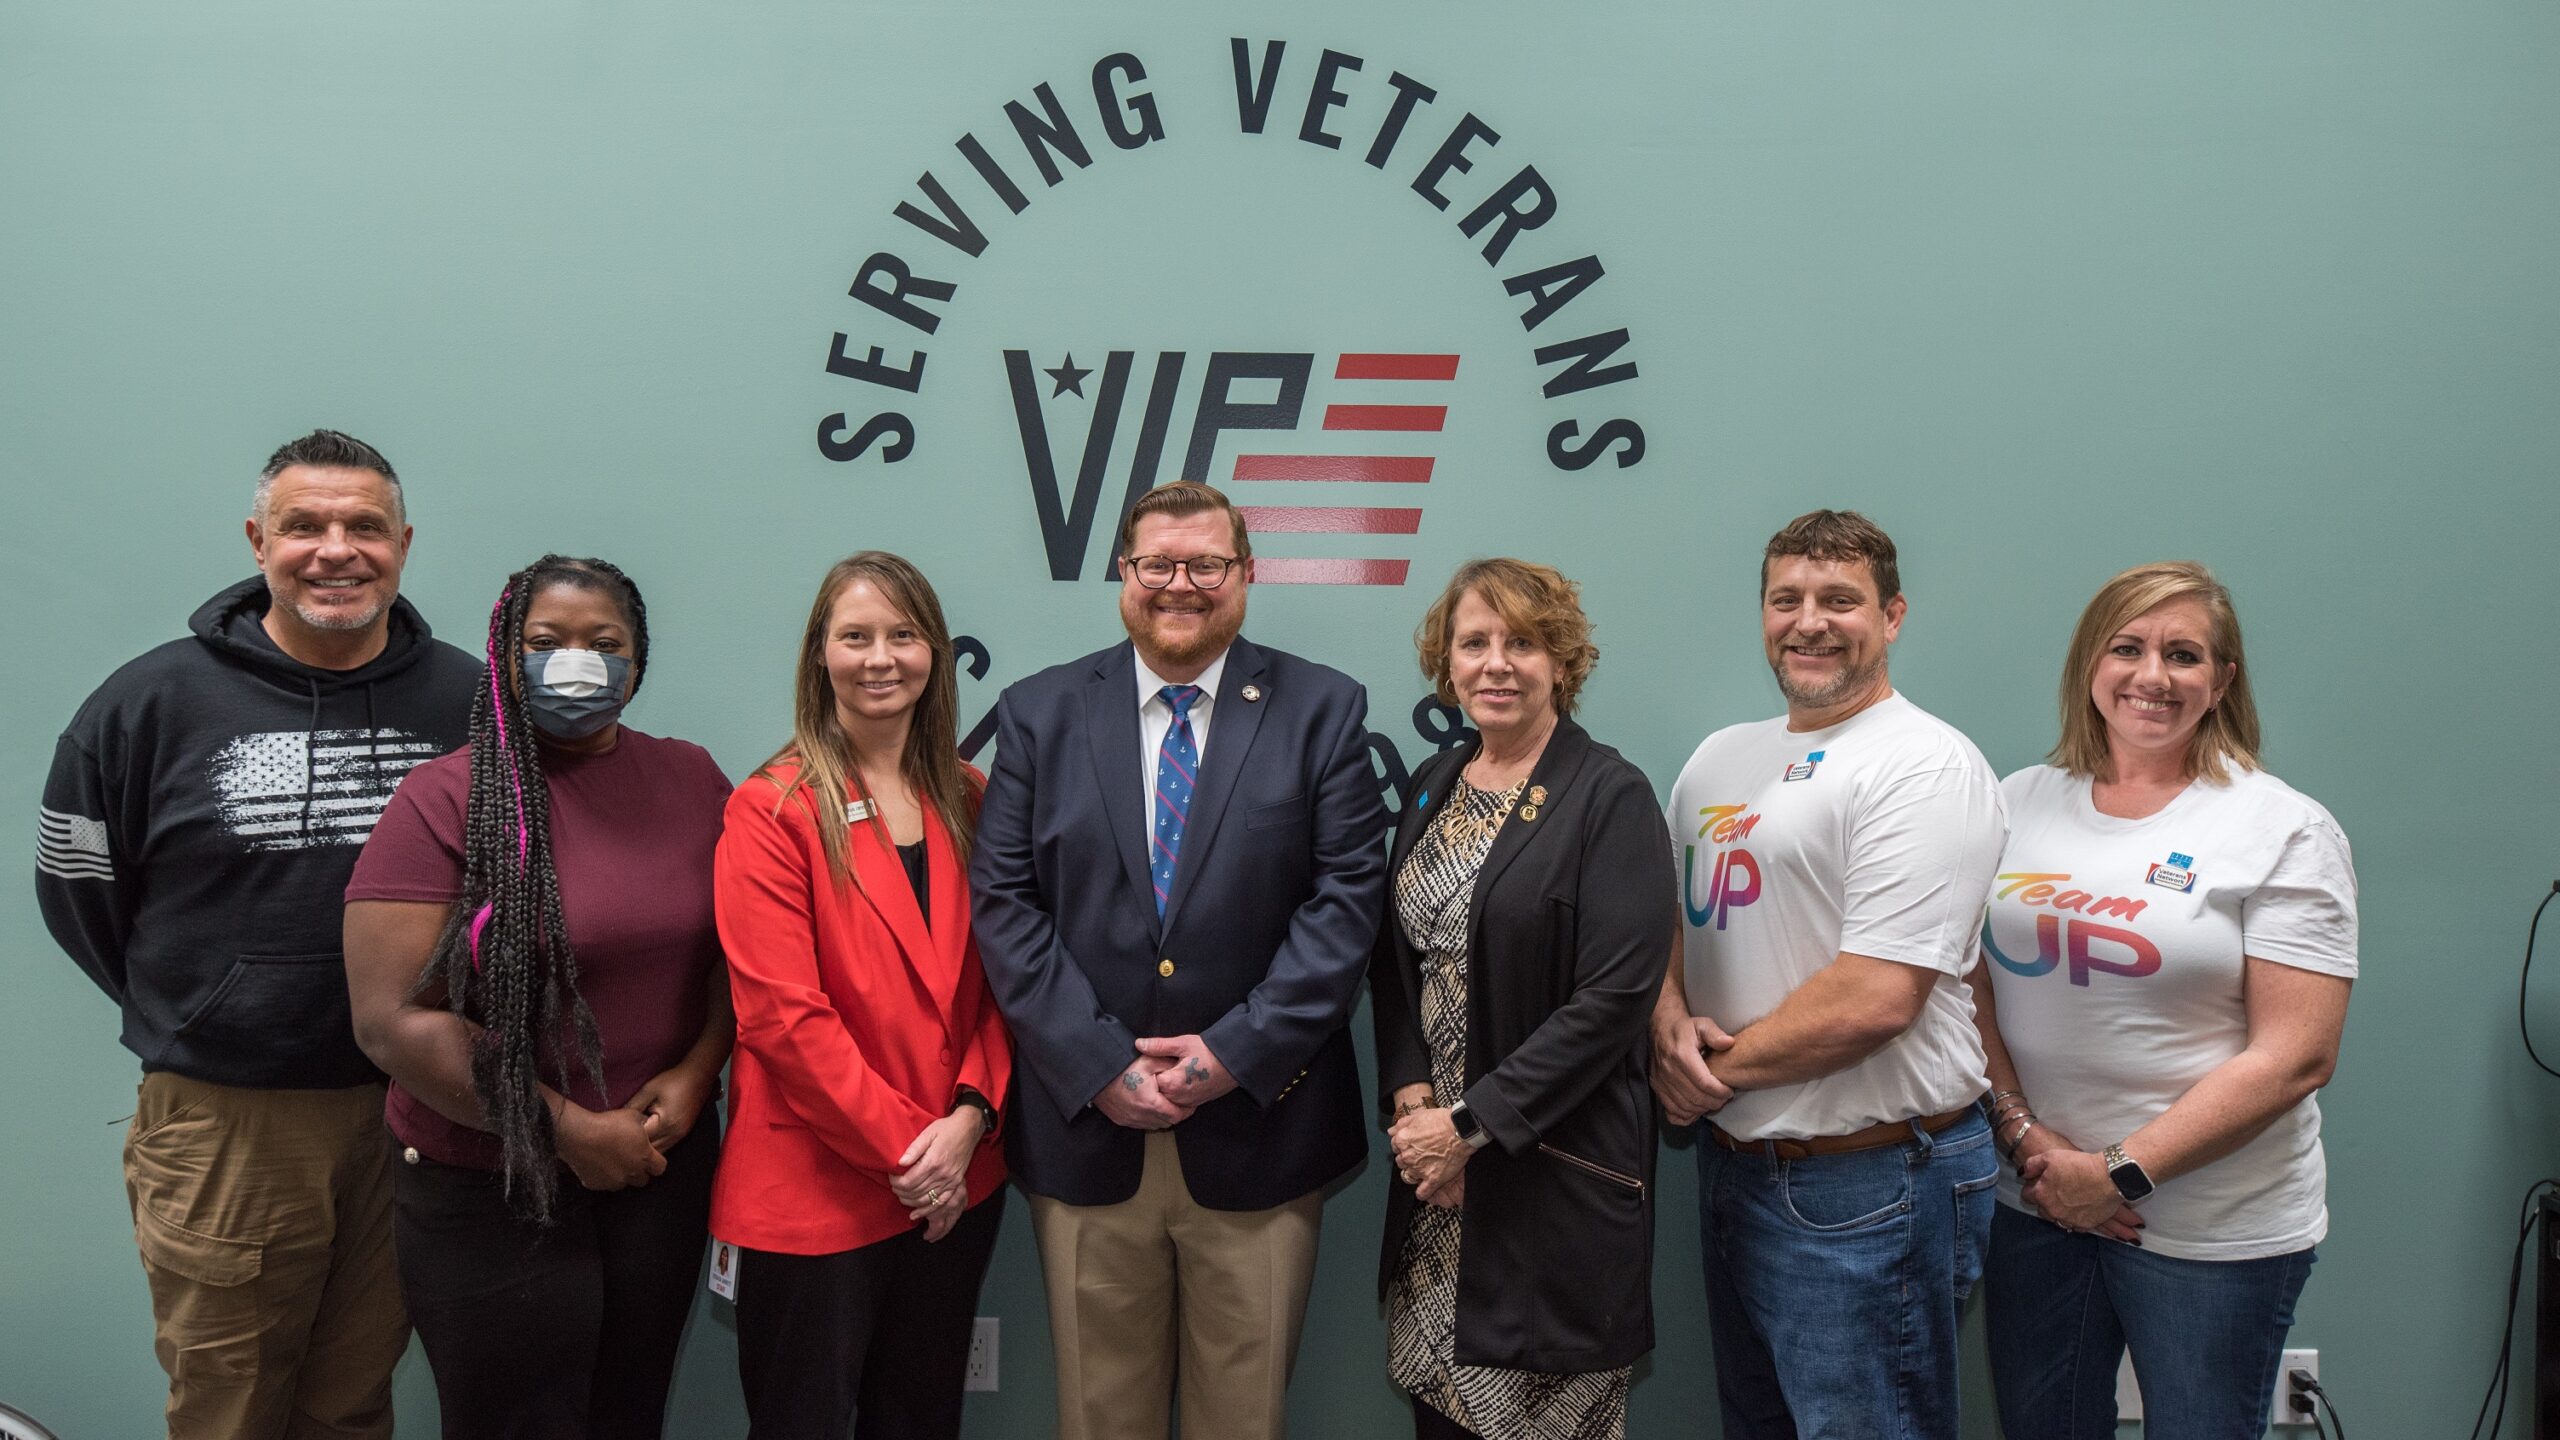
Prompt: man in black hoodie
<box><xmin>37</xmin><ymin>430</ymin><xmax>478</xmax><ymax>1439</ymax></box>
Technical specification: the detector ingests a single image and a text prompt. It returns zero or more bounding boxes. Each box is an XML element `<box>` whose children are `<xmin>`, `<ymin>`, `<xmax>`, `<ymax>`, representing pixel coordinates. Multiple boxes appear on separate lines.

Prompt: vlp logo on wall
<box><xmin>811</xmin><ymin>39</ymin><xmax>1648</xmax><ymax>591</ymax></box>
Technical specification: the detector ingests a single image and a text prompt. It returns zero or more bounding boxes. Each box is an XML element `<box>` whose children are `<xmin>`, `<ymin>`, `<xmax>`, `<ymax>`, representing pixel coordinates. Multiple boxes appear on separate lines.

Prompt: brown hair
<box><xmin>1414</xmin><ymin>558</ymin><xmax>1600</xmax><ymax>717</ymax></box>
<box><xmin>1761</xmin><ymin>509</ymin><xmax>1900</xmax><ymax>603</ymax></box>
<box><xmin>2049</xmin><ymin>560</ymin><xmax>2262</xmax><ymax>783</ymax></box>
<box><xmin>1116</xmin><ymin>481</ymin><xmax>1253</xmax><ymax>563</ymax></box>
<box><xmin>757</xmin><ymin>551</ymin><xmax>981</xmax><ymax>884</ymax></box>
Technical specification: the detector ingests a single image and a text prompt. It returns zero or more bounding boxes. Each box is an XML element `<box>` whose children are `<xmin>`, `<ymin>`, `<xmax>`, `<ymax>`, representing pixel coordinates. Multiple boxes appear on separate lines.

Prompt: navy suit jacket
<box><xmin>969</xmin><ymin>635</ymin><xmax>1388</xmax><ymax>1210</ymax></box>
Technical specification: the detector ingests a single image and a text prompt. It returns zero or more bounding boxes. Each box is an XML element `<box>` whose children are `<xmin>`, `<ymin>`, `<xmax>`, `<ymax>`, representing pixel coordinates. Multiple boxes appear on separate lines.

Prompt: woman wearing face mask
<box><xmin>711</xmin><ymin>551</ymin><xmax>1010</xmax><ymax>1440</ymax></box>
<box><xmin>1969</xmin><ymin>562</ymin><xmax>2356</xmax><ymax>1439</ymax></box>
<box><xmin>344</xmin><ymin>554</ymin><xmax>734</xmax><ymax>1439</ymax></box>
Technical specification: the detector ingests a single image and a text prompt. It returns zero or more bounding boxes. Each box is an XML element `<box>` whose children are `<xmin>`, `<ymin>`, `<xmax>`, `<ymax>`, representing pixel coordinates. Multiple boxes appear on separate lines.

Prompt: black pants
<box><xmin>391</xmin><ymin>1118</ymin><xmax>719</xmax><ymax>1440</ymax></box>
<box><xmin>735</xmin><ymin>1192</ymin><xmax>1006</xmax><ymax>1440</ymax></box>
<box><xmin>1414</xmin><ymin>1396</ymin><xmax>1474</xmax><ymax>1439</ymax></box>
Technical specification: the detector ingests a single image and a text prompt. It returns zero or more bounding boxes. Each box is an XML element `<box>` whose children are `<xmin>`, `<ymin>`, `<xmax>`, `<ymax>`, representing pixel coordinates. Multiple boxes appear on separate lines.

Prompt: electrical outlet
<box><xmin>2272</xmin><ymin>1347</ymin><xmax>2318</xmax><ymax>1425</ymax></box>
<box><xmin>964</xmin><ymin>1317</ymin><xmax>999</xmax><ymax>1391</ymax></box>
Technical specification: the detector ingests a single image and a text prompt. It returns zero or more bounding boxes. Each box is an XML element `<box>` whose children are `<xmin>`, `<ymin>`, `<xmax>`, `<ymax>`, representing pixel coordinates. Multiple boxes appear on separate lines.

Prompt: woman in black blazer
<box><xmin>1373</xmin><ymin>558</ymin><xmax>1679</xmax><ymax>1440</ymax></box>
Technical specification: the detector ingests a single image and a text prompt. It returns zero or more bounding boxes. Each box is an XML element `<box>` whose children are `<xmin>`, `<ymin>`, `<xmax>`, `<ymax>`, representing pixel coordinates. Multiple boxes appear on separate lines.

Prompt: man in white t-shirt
<box><xmin>1651</xmin><ymin>510</ymin><xmax>2006</xmax><ymax>1440</ymax></box>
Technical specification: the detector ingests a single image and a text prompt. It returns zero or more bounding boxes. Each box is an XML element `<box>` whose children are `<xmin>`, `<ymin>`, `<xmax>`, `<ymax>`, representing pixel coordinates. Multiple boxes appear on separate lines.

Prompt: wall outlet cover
<box><xmin>2272</xmin><ymin>1348</ymin><xmax>2318</xmax><ymax>1426</ymax></box>
<box><xmin>965</xmin><ymin>1317</ymin><xmax>999</xmax><ymax>1392</ymax></box>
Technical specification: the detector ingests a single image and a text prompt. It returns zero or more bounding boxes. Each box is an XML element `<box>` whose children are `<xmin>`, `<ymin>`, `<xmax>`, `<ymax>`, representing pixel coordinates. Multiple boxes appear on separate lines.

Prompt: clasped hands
<box><xmin>2011</xmin><ymin>1128</ymin><xmax>2145</xmax><ymax>1244</ymax></box>
<box><xmin>890</xmin><ymin>1105</ymin><xmax>989</xmax><ymax>1242</ymax></box>
<box><xmin>559</xmin><ymin>1061</ymin><xmax>716</xmax><ymax>1192</ymax></box>
<box><xmin>1387</xmin><ymin>1087</ymin><xmax>1469</xmax><ymax>1209</ymax></box>
<box><xmin>1092</xmin><ymin>1033</ymin><xmax>1235</xmax><ymax>1131</ymax></box>
<box><xmin>1649</xmin><ymin>1011</ymin><xmax>1739</xmax><ymax>1126</ymax></box>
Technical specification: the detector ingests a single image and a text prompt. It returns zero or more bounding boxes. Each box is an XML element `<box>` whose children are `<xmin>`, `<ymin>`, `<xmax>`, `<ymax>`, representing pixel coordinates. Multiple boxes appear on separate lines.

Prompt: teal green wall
<box><xmin>5</xmin><ymin>4</ymin><xmax>2555</xmax><ymax>1436</ymax></box>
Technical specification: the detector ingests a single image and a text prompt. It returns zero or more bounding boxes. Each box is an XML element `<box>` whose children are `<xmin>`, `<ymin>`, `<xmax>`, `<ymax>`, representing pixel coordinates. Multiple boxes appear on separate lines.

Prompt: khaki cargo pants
<box><xmin>123</xmin><ymin>1073</ymin><xmax>407</xmax><ymax>1440</ymax></box>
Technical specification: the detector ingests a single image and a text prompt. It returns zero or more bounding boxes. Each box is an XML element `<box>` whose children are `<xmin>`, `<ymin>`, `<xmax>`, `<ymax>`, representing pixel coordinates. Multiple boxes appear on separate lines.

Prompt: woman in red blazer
<box><xmin>712</xmin><ymin>551</ymin><xmax>1011</xmax><ymax>1440</ymax></box>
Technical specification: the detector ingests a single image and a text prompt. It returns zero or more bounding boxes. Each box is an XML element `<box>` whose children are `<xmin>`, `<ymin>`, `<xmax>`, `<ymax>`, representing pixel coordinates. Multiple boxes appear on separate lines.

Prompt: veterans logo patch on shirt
<box><xmin>1782</xmin><ymin>749</ymin><xmax>1825</xmax><ymax>782</ymax></box>
<box><xmin>2146</xmin><ymin>851</ymin><xmax>2197</xmax><ymax>892</ymax></box>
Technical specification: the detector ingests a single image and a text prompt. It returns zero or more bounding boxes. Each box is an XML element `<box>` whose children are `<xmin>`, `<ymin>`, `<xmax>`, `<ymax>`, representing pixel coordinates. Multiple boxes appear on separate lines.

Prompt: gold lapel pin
<box><xmin>1240</xmin><ymin>684</ymin><xmax>1263</xmax><ymax>703</ymax></box>
<box><xmin>1519</xmin><ymin>805</ymin><xmax>1539</xmax><ymax>821</ymax></box>
<box><xmin>1529</xmin><ymin>785</ymin><xmax>1548</xmax><ymax>806</ymax></box>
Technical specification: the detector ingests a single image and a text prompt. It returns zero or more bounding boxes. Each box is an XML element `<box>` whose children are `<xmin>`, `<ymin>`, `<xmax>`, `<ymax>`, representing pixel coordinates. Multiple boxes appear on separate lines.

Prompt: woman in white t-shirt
<box><xmin>1968</xmin><ymin>561</ymin><xmax>2356</xmax><ymax>1440</ymax></box>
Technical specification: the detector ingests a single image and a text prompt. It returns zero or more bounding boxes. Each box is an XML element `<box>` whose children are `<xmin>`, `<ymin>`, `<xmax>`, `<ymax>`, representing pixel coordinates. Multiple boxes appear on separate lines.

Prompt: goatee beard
<box><xmin>1773</xmin><ymin>655</ymin><xmax>1882</xmax><ymax>711</ymax></box>
<box><xmin>271</xmin><ymin>577</ymin><xmax>385</xmax><ymax>634</ymax></box>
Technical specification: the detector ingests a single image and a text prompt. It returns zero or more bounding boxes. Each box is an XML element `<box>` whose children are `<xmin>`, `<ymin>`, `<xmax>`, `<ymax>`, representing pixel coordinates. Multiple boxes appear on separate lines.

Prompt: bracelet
<box><xmin>1986</xmin><ymin>1089</ymin><xmax>2027</xmax><ymax>1112</ymax></box>
<box><xmin>1999</xmin><ymin>1116</ymin><xmax>2040</xmax><ymax>1157</ymax></box>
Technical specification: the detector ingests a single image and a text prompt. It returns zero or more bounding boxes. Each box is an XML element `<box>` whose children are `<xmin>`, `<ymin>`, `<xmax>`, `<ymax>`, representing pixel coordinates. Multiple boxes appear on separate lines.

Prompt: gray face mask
<box><xmin>519</xmin><ymin>648</ymin><xmax>633</xmax><ymax>740</ymax></box>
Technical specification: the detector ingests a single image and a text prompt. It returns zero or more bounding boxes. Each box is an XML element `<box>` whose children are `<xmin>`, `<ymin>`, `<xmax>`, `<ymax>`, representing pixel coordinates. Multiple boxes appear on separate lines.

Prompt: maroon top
<box><xmin>347</xmin><ymin>728</ymin><xmax>731</xmax><ymax>1167</ymax></box>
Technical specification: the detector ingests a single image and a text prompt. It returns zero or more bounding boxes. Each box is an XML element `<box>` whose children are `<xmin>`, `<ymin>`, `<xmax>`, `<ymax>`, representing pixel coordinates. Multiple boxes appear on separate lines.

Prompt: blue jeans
<box><xmin>1694</xmin><ymin>1109</ymin><xmax>1998</xmax><ymax>1440</ymax></box>
<box><xmin>1983</xmin><ymin>1204</ymin><xmax>2315</xmax><ymax>1440</ymax></box>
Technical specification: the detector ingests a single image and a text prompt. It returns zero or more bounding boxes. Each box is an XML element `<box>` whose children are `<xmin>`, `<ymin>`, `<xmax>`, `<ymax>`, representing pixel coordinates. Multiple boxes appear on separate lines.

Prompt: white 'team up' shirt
<box><xmin>1983</xmin><ymin>764</ymin><xmax>2357</xmax><ymax>1260</ymax></box>
<box><xmin>1665</xmin><ymin>694</ymin><xmax>2007</xmax><ymax>1142</ymax></box>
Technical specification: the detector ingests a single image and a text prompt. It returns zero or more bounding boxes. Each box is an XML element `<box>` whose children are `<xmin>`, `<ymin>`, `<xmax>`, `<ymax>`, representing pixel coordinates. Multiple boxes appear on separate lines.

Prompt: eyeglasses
<box><xmin>1124</xmin><ymin>555</ymin><xmax>1240</xmax><ymax>590</ymax></box>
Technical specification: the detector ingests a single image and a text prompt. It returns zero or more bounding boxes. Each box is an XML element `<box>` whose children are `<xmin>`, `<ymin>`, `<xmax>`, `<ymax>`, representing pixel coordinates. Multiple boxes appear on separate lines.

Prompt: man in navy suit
<box><xmin>972</xmin><ymin>481</ymin><xmax>1388</xmax><ymax>1440</ymax></box>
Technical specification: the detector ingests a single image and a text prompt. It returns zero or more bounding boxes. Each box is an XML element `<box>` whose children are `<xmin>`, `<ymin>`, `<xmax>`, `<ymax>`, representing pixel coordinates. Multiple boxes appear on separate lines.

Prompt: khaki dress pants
<box><xmin>1027</xmin><ymin>1130</ymin><xmax>1322</xmax><ymax>1440</ymax></box>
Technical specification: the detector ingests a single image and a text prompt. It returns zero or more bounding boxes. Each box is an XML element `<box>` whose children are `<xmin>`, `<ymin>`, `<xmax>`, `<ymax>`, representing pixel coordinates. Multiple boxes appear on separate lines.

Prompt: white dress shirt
<box><xmin>1135</xmin><ymin>646</ymin><xmax>1228</xmax><ymax>838</ymax></box>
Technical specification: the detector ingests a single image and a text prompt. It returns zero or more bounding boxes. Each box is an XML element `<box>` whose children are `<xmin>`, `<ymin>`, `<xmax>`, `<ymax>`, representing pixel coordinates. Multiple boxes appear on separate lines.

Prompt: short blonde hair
<box><xmin>1415</xmin><ymin>558</ymin><xmax>1599</xmax><ymax>717</ymax></box>
<box><xmin>2050</xmin><ymin>561</ymin><xmax>2261</xmax><ymax>783</ymax></box>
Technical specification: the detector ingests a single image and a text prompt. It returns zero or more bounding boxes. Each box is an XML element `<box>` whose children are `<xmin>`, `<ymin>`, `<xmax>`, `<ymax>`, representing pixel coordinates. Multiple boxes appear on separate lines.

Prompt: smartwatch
<box><xmin>2102</xmin><ymin>1142</ymin><xmax>2155</xmax><ymax>1204</ymax></box>
<box><xmin>1449</xmin><ymin>1101</ymin><xmax>1491</xmax><ymax>1151</ymax></box>
<box><xmin>953</xmin><ymin>1086</ymin><xmax>998</xmax><ymax>1139</ymax></box>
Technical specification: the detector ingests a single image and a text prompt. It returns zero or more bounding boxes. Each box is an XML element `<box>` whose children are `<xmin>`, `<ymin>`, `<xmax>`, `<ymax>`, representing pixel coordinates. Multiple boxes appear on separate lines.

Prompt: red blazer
<box><xmin>709</xmin><ymin>762</ymin><xmax>1010</xmax><ymax>1254</ymax></box>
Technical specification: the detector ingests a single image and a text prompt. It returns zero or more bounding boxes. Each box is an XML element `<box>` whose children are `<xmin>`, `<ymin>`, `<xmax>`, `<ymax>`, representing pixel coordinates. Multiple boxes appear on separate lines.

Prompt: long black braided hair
<box><xmin>420</xmin><ymin>554</ymin><xmax>651</xmax><ymax>1221</ymax></box>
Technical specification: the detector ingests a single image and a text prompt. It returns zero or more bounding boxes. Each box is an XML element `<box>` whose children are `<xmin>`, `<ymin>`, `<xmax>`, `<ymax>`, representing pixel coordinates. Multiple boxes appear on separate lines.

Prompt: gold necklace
<box><xmin>1429</xmin><ymin>776</ymin><xmax>1527</xmax><ymax>855</ymax></box>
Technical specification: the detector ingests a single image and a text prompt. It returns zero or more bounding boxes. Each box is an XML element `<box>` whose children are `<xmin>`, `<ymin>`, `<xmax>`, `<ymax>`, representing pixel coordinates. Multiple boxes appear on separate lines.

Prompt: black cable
<box><xmin>2470</xmin><ymin>1178</ymin><xmax>2560</xmax><ymax>1440</ymax></box>
<box><xmin>2521</xmin><ymin>883</ymin><xmax>2560</xmax><ymax>1080</ymax></box>
<box><xmin>2299</xmin><ymin>1374</ymin><xmax>2345</xmax><ymax>1438</ymax></box>
<box><xmin>2306</xmin><ymin>1404</ymin><xmax>2334</xmax><ymax>1440</ymax></box>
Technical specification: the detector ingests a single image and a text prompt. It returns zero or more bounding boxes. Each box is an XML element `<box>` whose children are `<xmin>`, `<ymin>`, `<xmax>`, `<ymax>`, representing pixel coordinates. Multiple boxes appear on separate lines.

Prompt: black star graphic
<box><xmin>1045</xmin><ymin>354</ymin><xmax>1092</xmax><ymax>398</ymax></box>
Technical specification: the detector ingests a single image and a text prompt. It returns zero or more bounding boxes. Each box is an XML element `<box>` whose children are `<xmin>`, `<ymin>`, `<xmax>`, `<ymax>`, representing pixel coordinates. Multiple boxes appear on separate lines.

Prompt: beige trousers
<box><xmin>123</xmin><ymin>1072</ymin><xmax>407</xmax><ymax>1440</ymax></box>
<box><xmin>1027</xmin><ymin>1131</ymin><xmax>1323</xmax><ymax>1440</ymax></box>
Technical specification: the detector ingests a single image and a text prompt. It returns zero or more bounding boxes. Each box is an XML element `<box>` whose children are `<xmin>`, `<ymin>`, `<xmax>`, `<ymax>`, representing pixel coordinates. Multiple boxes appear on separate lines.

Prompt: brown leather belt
<box><xmin>1706</xmin><ymin>1105</ymin><xmax>1974</xmax><ymax>1161</ymax></box>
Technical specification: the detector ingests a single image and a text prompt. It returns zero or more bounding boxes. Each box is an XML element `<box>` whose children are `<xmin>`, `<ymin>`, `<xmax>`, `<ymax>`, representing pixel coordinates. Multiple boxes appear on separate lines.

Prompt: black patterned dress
<box><xmin>1386</xmin><ymin>781</ymin><xmax>1631</xmax><ymax>1440</ymax></box>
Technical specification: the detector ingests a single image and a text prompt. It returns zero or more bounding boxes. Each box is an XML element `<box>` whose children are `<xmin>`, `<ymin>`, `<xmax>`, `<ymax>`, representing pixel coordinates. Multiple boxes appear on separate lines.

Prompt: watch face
<box><xmin>2109</xmin><ymin>1159</ymin><xmax>2154</xmax><ymax>1202</ymax></box>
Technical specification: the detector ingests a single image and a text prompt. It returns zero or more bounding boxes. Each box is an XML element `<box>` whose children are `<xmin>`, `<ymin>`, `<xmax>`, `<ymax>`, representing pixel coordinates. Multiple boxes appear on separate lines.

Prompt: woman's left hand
<box><xmin>2019</xmin><ymin>1148</ymin><xmax>2132</xmax><ymax>1233</ymax></box>
<box><xmin>917</xmin><ymin>1186</ymin><xmax>967</xmax><ymax>1241</ymax></box>
<box><xmin>626</xmin><ymin>1063</ymin><xmax>718</xmax><ymax>1153</ymax></box>
<box><xmin>894</xmin><ymin>1108</ymin><xmax>987</xmax><ymax>1224</ymax></box>
<box><xmin>1389</xmin><ymin>1106</ymin><xmax>1472</xmax><ymax>1208</ymax></box>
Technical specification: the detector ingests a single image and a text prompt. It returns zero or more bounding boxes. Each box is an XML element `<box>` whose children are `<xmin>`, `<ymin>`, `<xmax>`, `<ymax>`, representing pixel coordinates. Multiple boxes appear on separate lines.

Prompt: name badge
<box><xmin>847</xmin><ymin>798</ymin><xmax>877</xmax><ymax>823</ymax></box>
<box><xmin>707</xmin><ymin>1239</ymin><xmax>739</xmax><ymax>1300</ymax></box>
<box><xmin>2146</xmin><ymin>850</ymin><xmax>2198</xmax><ymax>892</ymax></box>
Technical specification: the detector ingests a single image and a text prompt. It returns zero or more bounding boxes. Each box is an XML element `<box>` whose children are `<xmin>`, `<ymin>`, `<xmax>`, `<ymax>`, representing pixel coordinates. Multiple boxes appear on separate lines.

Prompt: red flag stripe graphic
<box><xmin>1253</xmin><ymin>558</ymin><xmax>1412</xmax><ymax>586</ymax></box>
<box><xmin>1231</xmin><ymin>454</ymin><xmax>1434</xmax><ymax>484</ymax></box>
<box><xmin>1322</xmin><ymin>405</ymin><xmax>1446</xmax><ymax>432</ymax></box>
<box><xmin>1237</xmin><ymin>505</ymin><xmax>1422</xmax><ymax>535</ymax></box>
<box><xmin>1334</xmin><ymin>353</ymin><xmax>1460</xmax><ymax>381</ymax></box>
